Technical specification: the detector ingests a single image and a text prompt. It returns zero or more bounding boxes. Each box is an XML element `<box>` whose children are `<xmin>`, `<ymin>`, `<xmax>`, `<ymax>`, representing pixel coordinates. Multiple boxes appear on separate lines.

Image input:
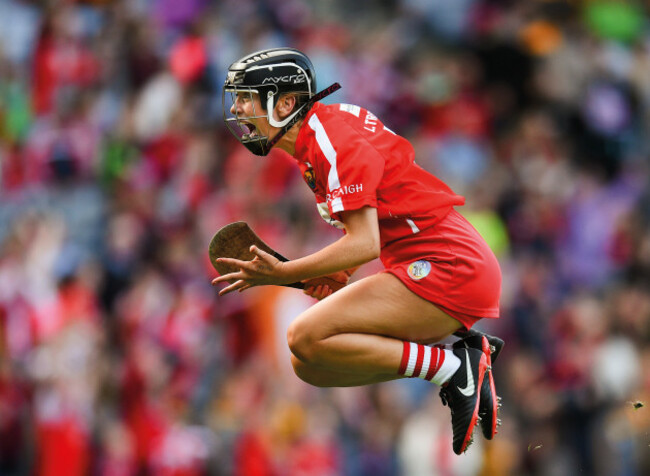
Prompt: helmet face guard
<box><xmin>222</xmin><ymin>85</ymin><xmax>275</xmax><ymax>156</ymax></box>
<box><xmin>222</xmin><ymin>48</ymin><xmax>339</xmax><ymax>156</ymax></box>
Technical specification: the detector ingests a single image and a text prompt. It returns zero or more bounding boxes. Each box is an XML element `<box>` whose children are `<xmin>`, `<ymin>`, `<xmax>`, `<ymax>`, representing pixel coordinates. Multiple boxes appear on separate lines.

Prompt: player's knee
<box><xmin>286</xmin><ymin>319</ymin><xmax>320</xmax><ymax>364</ymax></box>
<box><xmin>290</xmin><ymin>355</ymin><xmax>333</xmax><ymax>388</ymax></box>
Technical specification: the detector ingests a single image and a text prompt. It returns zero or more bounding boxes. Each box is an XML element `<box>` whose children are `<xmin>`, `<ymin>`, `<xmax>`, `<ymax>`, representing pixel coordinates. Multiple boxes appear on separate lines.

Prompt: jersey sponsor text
<box><xmin>327</xmin><ymin>183</ymin><xmax>363</xmax><ymax>203</ymax></box>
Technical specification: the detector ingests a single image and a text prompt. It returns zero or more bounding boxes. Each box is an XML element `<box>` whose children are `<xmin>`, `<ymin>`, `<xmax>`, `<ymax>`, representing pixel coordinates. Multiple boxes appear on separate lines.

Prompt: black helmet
<box><xmin>223</xmin><ymin>48</ymin><xmax>319</xmax><ymax>156</ymax></box>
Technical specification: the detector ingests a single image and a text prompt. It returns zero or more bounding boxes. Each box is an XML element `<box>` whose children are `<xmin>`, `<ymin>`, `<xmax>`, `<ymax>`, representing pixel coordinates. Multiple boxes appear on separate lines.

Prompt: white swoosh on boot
<box><xmin>457</xmin><ymin>349</ymin><xmax>475</xmax><ymax>397</ymax></box>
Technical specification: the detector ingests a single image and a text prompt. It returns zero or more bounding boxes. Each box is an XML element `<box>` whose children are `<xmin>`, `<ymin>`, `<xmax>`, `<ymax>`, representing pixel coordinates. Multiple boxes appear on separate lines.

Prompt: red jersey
<box><xmin>294</xmin><ymin>102</ymin><xmax>465</xmax><ymax>251</ymax></box>
<box><xmin>294</xmin><ymin>102</ymin><xmax>501</xmax><ymax>324</ymax></box>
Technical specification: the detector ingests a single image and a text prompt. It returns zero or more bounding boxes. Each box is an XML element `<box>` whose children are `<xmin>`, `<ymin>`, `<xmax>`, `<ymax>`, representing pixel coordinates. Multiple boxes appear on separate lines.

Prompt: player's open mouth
<box><xmin>242</xmin><ymin>122</ymin><xmax>258</xmax><ymax>139</ymax></box>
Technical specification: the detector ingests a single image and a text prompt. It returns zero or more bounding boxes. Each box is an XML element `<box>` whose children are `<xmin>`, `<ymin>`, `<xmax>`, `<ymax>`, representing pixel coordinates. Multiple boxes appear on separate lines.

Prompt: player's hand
<box><xmin>302</xmin><ymin>270</ymin><xmax>350</xmax><ymax>300</ymax></box>
<box><xmin>211</xmin><ymin>245</ymin><xmax>289</xmax><ymax>295</ymax></box>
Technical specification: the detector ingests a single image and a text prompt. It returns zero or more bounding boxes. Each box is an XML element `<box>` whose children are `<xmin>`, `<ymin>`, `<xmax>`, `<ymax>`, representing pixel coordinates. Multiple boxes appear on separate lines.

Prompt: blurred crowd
<box><xmin>1</xmin><ymin>0</ymin><xmax>650</xmax><ymax>475</ymax></box>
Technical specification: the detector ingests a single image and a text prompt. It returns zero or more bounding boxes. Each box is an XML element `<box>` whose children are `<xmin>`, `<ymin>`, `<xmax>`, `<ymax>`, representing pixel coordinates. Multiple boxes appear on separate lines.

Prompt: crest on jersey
<box><xmin>304</xmin><ymin>167</ymin><xmax>316</xmax><ymax>190</ymax></box>
<box><xmin>407</xmin><ymin>260</ymin><xmax>431</xmax><ymax>280</ymax></box>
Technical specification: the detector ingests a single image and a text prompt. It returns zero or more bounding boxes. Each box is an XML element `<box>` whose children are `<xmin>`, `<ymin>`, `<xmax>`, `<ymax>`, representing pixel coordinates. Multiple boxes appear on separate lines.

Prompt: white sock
<box><xmin>430</xmin><ymin>350</ymin><xmax>461</xmax><ymax>386</ymax></box>
<box><xmin>398</xmin><ymin>342</ymin><xmax>461</xmax><ymax>385</ymax></box>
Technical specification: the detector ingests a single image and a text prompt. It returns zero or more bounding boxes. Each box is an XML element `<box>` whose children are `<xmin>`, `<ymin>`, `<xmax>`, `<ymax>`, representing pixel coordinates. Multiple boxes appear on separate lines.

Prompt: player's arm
<box><xmin>285</xmin><ymin>205</ymin><xmax>380</xmax><ymax>279</ymax></box>
<box><xmin>212</xmin><ymin>206</ymin><xmax>379</xmax><ymax>295</ymax></box>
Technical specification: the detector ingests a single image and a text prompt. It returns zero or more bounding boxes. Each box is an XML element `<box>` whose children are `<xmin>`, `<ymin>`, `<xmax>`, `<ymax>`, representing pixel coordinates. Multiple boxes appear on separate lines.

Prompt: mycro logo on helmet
<box><xmin>262</xmin><ymin>74</ymin><xmax>306</xmax><ymax>84</ymax></box>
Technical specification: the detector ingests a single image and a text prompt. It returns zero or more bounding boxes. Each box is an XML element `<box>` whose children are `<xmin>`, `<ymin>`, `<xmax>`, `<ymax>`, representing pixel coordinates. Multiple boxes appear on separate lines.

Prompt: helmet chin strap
<box><xmin>264</xmin><ymin>82</ymin><xmax>341</xmax><ymax>152</ymax></box>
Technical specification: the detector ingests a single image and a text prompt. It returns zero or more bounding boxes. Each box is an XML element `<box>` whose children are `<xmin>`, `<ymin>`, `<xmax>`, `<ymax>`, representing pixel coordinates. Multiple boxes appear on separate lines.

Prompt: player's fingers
<box><xmin>304</xmin><ymin>285</ymin><xmax>320</xmax><ymax>299</ymax></box>
<box><xmin>219</xmin><ymin>279</ymin><xmax>248</xmax><ymax>296</ymax></box>
<box><xmin>250</xmin><ymin>245</ymin><xmax>275</xmax><ymax>263</ymax></box>
<box><xmin>314</xmin><ymin>284</ymin><xmax>325</xmax><ymax>299</ymax></box>
<box><xmin>315</xmin><ymin>285</ymin><xmax>333</xmax><ymax>300</ymax></box>
<box><xmin>212</xmin><ymin>272</ymin><xmax>244</xmax><ymax>285</ymax></box>
<box><xmin>216</xmin><ymin>257</ymin><xmax>253</xmax><ymax>270</ymax></box>
<box><xmin>212</xmin><ymin>275</ymin><xmax>230</xmax><ymax>285</ymax></box>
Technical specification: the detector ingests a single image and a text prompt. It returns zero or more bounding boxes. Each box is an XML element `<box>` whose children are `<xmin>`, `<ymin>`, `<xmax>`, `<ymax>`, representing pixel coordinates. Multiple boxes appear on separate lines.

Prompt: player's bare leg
<box><xmin>291</xmin><ymin>355</ymin><xmax>401</xmax><ymax>387</ymax></box>
<box><xmin>286</xmin><ymin>272</ymin><xmax>486</xmax><ymax>454</ymax></box>
<box><xmin>287</xmin><ymin>272</ymin><xmax>460</xmax><ymax>376</ymax></box>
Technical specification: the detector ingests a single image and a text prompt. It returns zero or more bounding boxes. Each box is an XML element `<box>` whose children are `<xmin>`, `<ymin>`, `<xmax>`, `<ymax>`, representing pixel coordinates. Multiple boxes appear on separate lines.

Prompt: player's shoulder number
<box><xmin>338</xmin><ymin>104</ymin><xmax>395</xmax><ymax>135</ymax></box>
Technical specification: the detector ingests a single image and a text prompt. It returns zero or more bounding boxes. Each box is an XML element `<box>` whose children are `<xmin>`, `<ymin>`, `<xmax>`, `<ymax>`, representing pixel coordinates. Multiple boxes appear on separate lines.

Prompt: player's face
<box><xmin>230</xmin><ymin>91</ymin><xmax>270</xmax><ymax>140</ymax></box>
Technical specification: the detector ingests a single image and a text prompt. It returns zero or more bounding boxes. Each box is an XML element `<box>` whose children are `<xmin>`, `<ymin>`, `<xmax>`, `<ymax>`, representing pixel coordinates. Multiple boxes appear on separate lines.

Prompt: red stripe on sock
<box><xmin>412</xmin><ymin>344</ymin><xmax>425</xmax><ymax>377</ymax></box>
<box><xmin>425</xmin><ymin>347</ymin><xmax>445</xmax><ymax>381</ymax></box>
<box><xmin>398</xmin><ymin>341</ymin><xmax>410</xmax><ymax>375</ymax></box>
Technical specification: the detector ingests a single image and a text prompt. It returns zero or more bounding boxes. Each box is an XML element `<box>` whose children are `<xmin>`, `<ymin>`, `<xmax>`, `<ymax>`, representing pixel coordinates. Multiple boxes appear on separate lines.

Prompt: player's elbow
<box><xmin>340</xmin><ymin>206</ymin><xmax>380</xmax><ymax>263</ymax></box>
<box><xmin>355</xmin><ymin>236</ymin><xmax>380</xmax><ymax>263</ymax></box>
<box><xmin>364</xmin><ymin>242</ymin><xmax>380</xmax><ymax>262</ymax></box>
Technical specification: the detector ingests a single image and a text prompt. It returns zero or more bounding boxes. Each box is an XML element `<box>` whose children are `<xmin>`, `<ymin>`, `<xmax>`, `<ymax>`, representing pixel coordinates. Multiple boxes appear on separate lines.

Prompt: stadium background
<box><xmin>0</xmin><ymin>0</ymin><xmax>649</xmax><ymax>474</ymax></box>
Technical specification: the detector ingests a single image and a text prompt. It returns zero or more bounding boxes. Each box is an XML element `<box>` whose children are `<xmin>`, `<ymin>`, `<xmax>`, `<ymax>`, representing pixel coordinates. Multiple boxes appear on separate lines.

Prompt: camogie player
<box><xmin>213</xmin><ymin>48</ymin><xmax>502</xmax><ymax>454</ymax></box>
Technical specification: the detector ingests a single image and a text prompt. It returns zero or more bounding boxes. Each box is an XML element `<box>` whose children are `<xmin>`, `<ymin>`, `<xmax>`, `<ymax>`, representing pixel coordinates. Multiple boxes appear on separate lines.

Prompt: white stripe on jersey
<box><xmin>406</xmin><ymin>218</ymin><xmax>420</xmax><ymax>234</ymax></box>
<box><xmin>339</xmin><ymin>104</ymin><xmax>361</xmax><ymax>117</ymax></box>
<box><xmin>308</xmin><ymin>114</ymin><xmax>344</xmax><ymax>212</ymax></box>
